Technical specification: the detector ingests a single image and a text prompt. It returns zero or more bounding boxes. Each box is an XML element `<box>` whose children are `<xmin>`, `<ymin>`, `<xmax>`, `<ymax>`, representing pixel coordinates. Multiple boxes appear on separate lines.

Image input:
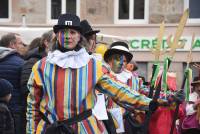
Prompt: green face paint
<box><xmin>64</xmin><ymin>29</ymin><xmax>69</xmax><ymax>48</ymax></box>
<box><xmin>111</xmin><ymin>54</ymin><xmax>124</xmax><ymax>73</ymax></box>
<box><xmin>58</xmin><ymin>29</ymin><xmax>69</xmax><ymax>48</ymax></box>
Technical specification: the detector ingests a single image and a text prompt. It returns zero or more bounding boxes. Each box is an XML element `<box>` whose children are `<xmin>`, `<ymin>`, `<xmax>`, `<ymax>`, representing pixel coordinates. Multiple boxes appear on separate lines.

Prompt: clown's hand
<box><xmin>149</xmin><ymin>100</ymin><xmax>159</xmax><ymax>113</ymax></box>
<box><xmin>173</xmin><ymin>89</ymin><xmax>185</xmax><ymax>103</ymax></box>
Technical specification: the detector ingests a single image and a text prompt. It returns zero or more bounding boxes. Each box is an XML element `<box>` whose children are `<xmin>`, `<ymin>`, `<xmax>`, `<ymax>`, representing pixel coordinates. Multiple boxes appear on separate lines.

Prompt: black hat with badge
<box><xmin>80</xmin><ymin>20</ymin><xmax>100</xmax><ymax>37</ymax></box>
<box><xmin>53</xmin><ymin>13</ymin><xmax>82</xmax><ymax>33</ymax></box>
<box><xmin>104</xmin><ymin>41</ymin><xmax>133</xmax><ymax>63</ymax></box>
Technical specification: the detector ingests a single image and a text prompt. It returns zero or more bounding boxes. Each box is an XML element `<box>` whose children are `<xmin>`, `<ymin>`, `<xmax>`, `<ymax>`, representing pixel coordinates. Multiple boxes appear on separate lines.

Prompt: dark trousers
<box><xmin>124</xmin><ymin>113</ymin><xmax>143</xmax><ymax>134</ymax></box>
<box><xmin>12</xmin><ymin>111</ymin><xmax>26</xmax><ymax>134</ymax></box>
<box><xmin>103</xmin><ymin>112</ymin><xmax>117</xmax><ymax>134</ymax></box>
<box><xmin>182</xmin><ymin>129</ymin><xmax>200</xmax><ymax>134</ymax></box>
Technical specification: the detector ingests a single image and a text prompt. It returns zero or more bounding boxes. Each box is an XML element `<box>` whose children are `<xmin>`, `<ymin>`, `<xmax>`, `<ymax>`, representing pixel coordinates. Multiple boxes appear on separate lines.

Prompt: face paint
<box><xmin>57</xmin><ymin>28</ymin><xmax>80</xmax><ymax>49</ymax></box>
<box><xmin>123</xmin><ymin>56</ymin><xmax>128</xmax><ymax>68</ymax></box>
<box><xmin>64</xmin><ymin>29</ymin><xmax>69</xmax><ymax>48</ymax></box>
<box><xmin>57</xmin><ymin>29</ymin><xmax>68</xmax><ymax>48</ymax></box>
<box><xmin>111</xmin><ymin>54</ymin><xmax>124</xmax><ymax>73</ymax></box>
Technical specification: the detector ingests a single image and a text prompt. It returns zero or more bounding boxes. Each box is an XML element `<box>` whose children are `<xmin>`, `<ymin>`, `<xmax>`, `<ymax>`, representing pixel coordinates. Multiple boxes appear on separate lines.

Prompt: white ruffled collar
<box><xmin>46</xmin><ymin>48</ymin><xmax>91</xmax><ymax>68</ymax></box>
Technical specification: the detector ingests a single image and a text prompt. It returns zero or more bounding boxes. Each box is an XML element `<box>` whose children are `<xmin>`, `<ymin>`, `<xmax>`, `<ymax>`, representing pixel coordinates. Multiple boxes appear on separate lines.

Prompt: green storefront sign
<box><xmin>129</xmin><ymin>37</ymin><xmax>200</xmax><ymax>51</ymax></box>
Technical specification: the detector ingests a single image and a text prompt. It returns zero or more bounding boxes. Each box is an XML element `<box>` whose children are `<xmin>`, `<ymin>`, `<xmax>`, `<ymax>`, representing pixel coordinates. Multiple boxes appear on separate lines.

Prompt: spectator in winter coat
<box><xmin>21</xmin><ymin>30</ymin><xmax>54</xmax><ymax>98</ymax></box>
<box><xmin>0</xmin><ymin>32</ymin><xmax>28</xmax><ymax>57</ymax></box>
<box><xmin>0</xmin><ymin>33</ymin><xmax>25</xmax><ymax>134</ymax></box>
<box><xmin>0</xmin><ymin>79</ymin><xmax>15</xmax><ymax>134</ymax></box>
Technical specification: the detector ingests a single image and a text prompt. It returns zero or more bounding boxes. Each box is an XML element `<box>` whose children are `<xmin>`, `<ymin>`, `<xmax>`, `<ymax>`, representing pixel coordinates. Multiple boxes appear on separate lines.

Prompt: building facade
<box><xmin>0</xmin><ymin>0</ymin><xmax>200</xmax><ymax>88</ymax></box>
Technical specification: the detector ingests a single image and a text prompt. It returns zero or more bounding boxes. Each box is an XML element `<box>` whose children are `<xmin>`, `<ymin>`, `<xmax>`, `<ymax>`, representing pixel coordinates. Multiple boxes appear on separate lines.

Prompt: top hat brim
<box><xmin>53</xmin><ymin>25</ymin><xmax>82</xmax><ymax>33</ymax></box>
<box><xmin>104</xmin><ymin>49</ymin><xmax>133</xmax><ymax>63</ymax></box>
<box><xmin>84</xmin><ymin>30</ymin><xmax>100</xmax><ymax>36</ymax></box>
<box><xmin>191</xmin><ymin>80</ymin><xmax>200</xmax><ymax>86</ymax></box>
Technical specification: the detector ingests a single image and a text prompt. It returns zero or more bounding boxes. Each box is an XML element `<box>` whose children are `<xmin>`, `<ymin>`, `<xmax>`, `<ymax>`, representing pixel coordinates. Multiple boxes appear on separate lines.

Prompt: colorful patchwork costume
<box><xmin>26</xmin><ymin>48</ymin><xmax>151</xmax><ymax>134</ymax></box>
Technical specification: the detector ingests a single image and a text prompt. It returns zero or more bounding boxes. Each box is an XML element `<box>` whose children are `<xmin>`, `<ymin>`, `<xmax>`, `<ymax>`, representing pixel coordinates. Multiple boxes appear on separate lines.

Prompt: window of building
<box><xmin>184</xmin><ymin>0</ymin><xmax>200</xmax><ymax>23</ymax></box>
<box><xmin>0</xmin><ymin>0</ymin><xmax>11</xmax><ymax>21</ymax></box>
<box><xmin>114</xmin><ymin>0</ymin><xmax>149</xmax><ymax>24</ymax></box>
<box><xmin>47</xmin><ymin>0</ymin><xmax>80</xmax><ymax>23</ymax></box>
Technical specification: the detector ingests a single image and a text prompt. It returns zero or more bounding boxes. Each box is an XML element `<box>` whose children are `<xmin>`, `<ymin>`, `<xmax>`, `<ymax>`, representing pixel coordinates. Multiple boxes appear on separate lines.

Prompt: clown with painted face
<box><xmin>103</xmin><ymin>41</ymin><xmax>133</xmax><ymax>83</ymax></box>
<box><xmin>26</xmin><ymin>14</ymin><xmax>153</xmax><ymax>134</ymax></box>
<box><xmin>103</xmin><ymin>41</ymin><xmax>139</xmax><ymax>133</ymax></box>
<box><xmin>53</xmin><ymin>14</ymin><xmax>82</xmax><ymax>51</ymax></box>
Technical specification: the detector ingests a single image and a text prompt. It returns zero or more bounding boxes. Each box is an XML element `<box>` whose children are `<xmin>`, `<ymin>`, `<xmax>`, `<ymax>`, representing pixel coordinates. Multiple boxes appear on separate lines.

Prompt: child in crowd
<box><xmin>0</xmin><ymin>79</ymin><xmax>14</xmax><ymax>134</ymax></box>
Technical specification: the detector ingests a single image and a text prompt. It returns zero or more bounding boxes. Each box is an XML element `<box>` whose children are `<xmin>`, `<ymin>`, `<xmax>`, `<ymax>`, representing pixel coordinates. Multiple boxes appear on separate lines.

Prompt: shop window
<box><xmin>47</xmin><ymin>0</ymin><xmax>80</xmax><ymax>23</ymax></box>
<box><xmin>184</xmin><ymin>0</ymin><xmax>200</xmax><ymax>23</ymax></box>
<box><xmin>114</xmin><ymin>0</ymin><xmax>149</xmax><ymax>24</ymax></box>
<box><xmin>0</xmin><ymin>0</ymin><xmax>11</xmax><ymax>21</ymax></box>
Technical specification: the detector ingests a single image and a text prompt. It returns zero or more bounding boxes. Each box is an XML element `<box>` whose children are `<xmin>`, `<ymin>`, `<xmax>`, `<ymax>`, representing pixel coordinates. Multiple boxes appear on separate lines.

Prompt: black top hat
<box><xmin>80</xmin><ymin>20</ymin><xmax>100</xmax><ymax>37</ymax></box>
<box><xmin>104</xmin><ymin>41</ymin><xmax>133</xmax><ymax>63</ymax></box>
<box><xmin>191</xmin><ymin>76</ymin><xmax>200</xmax><ymax>86</ymax></box>
<box><xmin>0</xmin><ymin>79</ymin><xmax>13</xmax><ymax>98</ymax></box>
<box><xmin>53</xmin><ymin>13</ymin><xmax>82</xmax><ymax>33</ymax></box>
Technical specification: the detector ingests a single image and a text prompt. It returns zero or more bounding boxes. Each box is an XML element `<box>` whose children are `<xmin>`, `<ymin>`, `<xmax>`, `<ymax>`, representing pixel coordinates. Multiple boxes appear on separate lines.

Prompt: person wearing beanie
<box><xmin>27</xmin><ymin>13</ymin><xmax>153</xmax><ymax>134</ymax></box>
<box><xmin>0</xmin><ymin>79</ymin><xmax>14</xmax><ymax>134</ymax></box>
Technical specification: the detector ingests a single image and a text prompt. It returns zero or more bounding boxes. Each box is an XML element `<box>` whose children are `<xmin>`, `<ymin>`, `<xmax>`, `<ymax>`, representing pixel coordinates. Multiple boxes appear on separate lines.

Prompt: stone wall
<box><xmin>12</xmin><ymin>0</ymin><xmax>46</xmax><ymax>25</ymax></box>
<box><xmin>149</xmin><ymin>0</ymin><xmax>184</xmax><ymax>23</ymax></box>
<box><xmin>1</xmin><ymin>0</ymin><xmax>187</xmax><ymax>25</ymax></box>
<box><xmin>80</xmin><ymin>0</ymin><xmax>114</xmax><ymax>24</ymax></box>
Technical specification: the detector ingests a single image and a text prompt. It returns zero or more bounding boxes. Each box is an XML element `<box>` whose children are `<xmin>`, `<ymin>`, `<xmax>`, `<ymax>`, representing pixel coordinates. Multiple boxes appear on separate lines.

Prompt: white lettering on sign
<box><xmin>128</xmin><ymin>37</ymin><xmax>200</xmax><ymax>51</ymax></box>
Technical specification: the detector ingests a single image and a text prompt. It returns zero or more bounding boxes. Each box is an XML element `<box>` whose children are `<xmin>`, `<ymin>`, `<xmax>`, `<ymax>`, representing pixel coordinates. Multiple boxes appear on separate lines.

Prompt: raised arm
<box><xmin>26</xmin><ymin>61</ymin><xmax>43</xmax><ymax>134</ymax></box>
<box><xmin>96</xmin><ymin>73</ymin><xmax>152</xmax><ymax>111</ymax></box>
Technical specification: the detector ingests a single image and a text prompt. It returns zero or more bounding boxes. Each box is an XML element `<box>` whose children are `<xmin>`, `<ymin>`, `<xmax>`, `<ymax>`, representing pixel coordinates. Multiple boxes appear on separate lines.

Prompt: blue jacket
<box><xmin>0</xmin><ymin>47</ymin><xmax>24</xmax><ymax>112</ymax></box>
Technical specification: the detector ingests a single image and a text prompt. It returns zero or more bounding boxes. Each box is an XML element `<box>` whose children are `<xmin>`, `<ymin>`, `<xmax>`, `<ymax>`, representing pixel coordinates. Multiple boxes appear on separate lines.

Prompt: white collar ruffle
<box><xmin>46</xmin><ymin>48</ymin><xmax>91</xmax><ymax>69</ymax></box>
